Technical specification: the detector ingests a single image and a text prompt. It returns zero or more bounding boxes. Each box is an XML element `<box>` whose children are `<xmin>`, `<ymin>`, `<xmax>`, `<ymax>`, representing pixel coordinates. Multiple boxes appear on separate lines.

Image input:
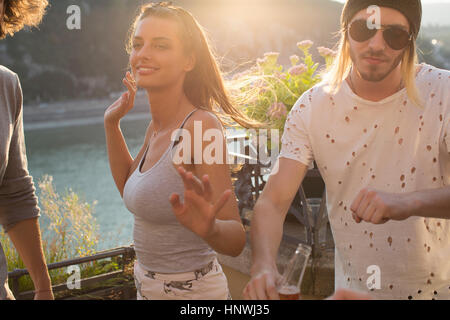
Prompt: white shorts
<box><xmin>133</xmin><ymin>258</ymin><xmax>231</xmax><ymax>300</ymax></box>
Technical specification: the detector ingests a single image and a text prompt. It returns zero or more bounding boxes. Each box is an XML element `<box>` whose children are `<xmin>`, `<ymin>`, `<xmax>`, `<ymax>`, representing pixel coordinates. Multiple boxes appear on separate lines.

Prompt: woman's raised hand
<box><xmin>104</xmin><ymin>71</ymin><xmax>137</xmax><ymax>125</ymax></box>
<box><xmin>170</xmin><ymin>166</ymin><xmax>232</xmax><ymax>240</ymax></box>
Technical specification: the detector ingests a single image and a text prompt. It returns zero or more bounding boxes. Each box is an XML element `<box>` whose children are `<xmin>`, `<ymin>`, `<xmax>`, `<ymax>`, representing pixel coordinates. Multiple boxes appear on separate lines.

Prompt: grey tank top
<box><xmin>123</xmin><ymin>109</ymin><xmax>216</xmax><ymax>273</ymax></box>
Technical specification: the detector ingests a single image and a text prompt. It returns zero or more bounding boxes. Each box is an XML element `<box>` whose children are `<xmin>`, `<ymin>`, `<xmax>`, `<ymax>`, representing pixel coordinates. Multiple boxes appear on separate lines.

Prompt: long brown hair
<box><xmin>0</xmin><ymin>0</ymin><xmax>48</xmax><ymax>39</ymax></box>
<box><xmin>126</xmin><ymin>2</ymin><xmax>262</xmax><ymax>128</ymax></box>
<box><xmin>323</xmin><ymin>26</ymin><xmax>423</xmax><ymax>108</ymax></box>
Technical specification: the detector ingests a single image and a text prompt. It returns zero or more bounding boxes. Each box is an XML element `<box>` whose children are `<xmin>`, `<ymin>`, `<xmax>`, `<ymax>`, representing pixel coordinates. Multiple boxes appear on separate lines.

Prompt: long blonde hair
<box><xmin>323</xmin><ymin>27</ymin><xmax>423</xmax><ymax>108</ymax></box>
<box><xmin>126</xmin><ymin>2</ymin><xmax>262</xmax><ymax>129</ymax></box>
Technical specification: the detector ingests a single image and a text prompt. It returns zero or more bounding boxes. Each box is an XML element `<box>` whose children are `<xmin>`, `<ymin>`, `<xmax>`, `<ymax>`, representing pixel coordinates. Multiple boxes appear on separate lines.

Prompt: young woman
<box><xmin>104</xmin><ymin>2</ymin><xmax>258</xmax><ymax>300</ymax></box>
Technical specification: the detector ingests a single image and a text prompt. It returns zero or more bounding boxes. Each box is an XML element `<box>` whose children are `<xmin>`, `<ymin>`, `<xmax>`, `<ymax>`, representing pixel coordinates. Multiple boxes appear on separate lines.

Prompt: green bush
<box><xmin>0</xmin><ymin>175</ymin><xmax>121</xmax><ymax>294</ymax></box>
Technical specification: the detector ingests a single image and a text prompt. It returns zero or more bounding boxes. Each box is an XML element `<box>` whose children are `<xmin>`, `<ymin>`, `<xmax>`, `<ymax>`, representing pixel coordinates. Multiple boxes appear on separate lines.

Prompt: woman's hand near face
<box><xmin>104</xmin><ymin>72</ymin><xmax>137</xmax><ymax>126</ymax></box>
<box><xmin>104</xmin><ymin>71</ymin><xmax>144</xmax><ymax>196</ymax></box>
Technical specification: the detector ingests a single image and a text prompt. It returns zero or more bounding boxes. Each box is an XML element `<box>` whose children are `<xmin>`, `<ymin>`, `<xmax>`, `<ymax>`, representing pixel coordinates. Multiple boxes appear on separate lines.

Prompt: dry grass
<box><xmin>0</xmin><ymin>175</ymin><xmax>121</xmax><ymax>293</ymax></box>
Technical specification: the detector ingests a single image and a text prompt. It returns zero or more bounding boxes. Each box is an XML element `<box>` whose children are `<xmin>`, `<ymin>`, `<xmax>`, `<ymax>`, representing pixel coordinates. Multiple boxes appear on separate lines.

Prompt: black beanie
<box><xmin>341</xmin><ymin>0</ymin><xmax>422</xmax><ymax>38</ymax></box>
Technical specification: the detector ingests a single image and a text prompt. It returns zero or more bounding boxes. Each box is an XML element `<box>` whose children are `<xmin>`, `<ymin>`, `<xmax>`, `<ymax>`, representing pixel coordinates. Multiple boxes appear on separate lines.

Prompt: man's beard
<box><xmin>349</xmin><ymin>46</ymin><xmax>404</xmax><ymax>82</ymax></box>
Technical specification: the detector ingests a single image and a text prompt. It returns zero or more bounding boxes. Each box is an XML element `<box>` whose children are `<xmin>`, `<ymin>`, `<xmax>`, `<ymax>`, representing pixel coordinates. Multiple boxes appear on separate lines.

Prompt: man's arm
<box><xmin>410</xmin><ymin>186</ymin><xmax>450</xmax><ymax>219</ymax></box>
<box><xmin>7</xmin><ymin>218</ymin><xmax>53</xmax><ymax>299</ymax></box>
<box><xmin>243</xmin><ymin>158</ymin><xmax>308</xmax><ymax>300</ymax></box>
<box><xmin>351</xmin><ymin>186</ymin><xmax>450</xmax><ymax>224</ymax></box>
<box><xmin>0</xmin><ymin>73</ymin><xmax>52</xmax><ymax>299</ymax></box>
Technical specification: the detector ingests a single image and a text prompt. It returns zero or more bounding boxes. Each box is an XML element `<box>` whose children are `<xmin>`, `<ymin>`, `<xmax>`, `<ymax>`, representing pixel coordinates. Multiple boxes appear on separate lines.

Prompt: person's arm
<box><xmin>410</xmin><ymin>186</ymin><xmax>450</xmax><ymax>219</ymax></box>
<box><xmin>104</xmin><ymin>72</ymin><xmax>150</xmax><ymax>197</ymax></box>
<box><xmin>169</xmin><ymin>111</ymin><xmax>245</xmax><ymax>257</ymax></box>
<box><xmin>351</xmin><ymin>113</ymin><xmax>450</xmax><ymax>223</ymax></box>
<box><xmin>326</xmin><ymin>288</ymin><xmax>373</xmax><ymax>300</ymax></box>
<box><xmin>0</xmin><ymin>73</ymin><xmax>52</xmax><ymax>299</ymax></box>
<box><xmin>104</xmin><ymin>121</ymin><xmax>133</xmax><ymax>197</ymax></box>
<box><xmin>242</xmin><ymin>158</ymin><xmax>308</xmax><ymax>300</ymax></box>
<box><xmin>7</xmin><ymin>218</ymin><xmax>52</xmax><ymax>299</ymax></box>
<box><xmin>242</xmin><ymin>93</ymin><xmax>314</xmax><ymax>300</ymax></box>
<box><xmin>351</xmin><ymin>186</ymin><xmax>450</xmax><ymax>224</ymax></box>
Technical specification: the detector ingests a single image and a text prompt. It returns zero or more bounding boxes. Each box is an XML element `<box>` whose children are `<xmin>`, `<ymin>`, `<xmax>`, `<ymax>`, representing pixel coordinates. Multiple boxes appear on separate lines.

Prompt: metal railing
<box><xmin>8</xmin><ymin>245</ymin><xmax>135</xmax><ymax>300</ymax></box>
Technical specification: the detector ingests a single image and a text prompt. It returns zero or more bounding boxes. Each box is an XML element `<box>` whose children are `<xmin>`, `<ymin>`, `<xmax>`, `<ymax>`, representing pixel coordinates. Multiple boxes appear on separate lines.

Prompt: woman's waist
<box><xmin>134</xmin><ymin>256</ymin><xmax>220</xmax><ymax>282</ymax></box>
<box><xmin>133</xmin><ymin>220</ymin><xmax>216</xmax><ymax>268</ymax></box>
<box><xmin>132</xmin><ymin>231</ymin><xmax>215</xmax><ymax>260</ymax></box>
<box><xmin>134</xmin><ymin>245</ymin><xmax>217</xmax><ymax>276</ymax></box>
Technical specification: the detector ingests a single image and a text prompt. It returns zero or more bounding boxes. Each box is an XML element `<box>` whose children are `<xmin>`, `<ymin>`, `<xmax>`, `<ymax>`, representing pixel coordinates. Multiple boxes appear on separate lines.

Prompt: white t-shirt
<box><xmin>279</xmin><ymin>64</ymin><xmax>450</xmax><ymax>300</ymax></box>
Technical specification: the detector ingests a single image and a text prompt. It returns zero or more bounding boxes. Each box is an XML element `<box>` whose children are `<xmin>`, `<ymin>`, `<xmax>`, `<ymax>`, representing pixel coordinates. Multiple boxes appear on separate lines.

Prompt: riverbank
<box><xmin>23</xmin><ymin>91</ymin><xmax>151</xmax><ymax>131</ymax></box>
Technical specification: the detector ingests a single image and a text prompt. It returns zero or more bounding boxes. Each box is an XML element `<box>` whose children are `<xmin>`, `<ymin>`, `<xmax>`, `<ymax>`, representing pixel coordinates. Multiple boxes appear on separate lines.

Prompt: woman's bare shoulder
<box><xmin>184</xmin><ymin>108</ymin><xmax>223</xmax><ymax>131</ymax></box>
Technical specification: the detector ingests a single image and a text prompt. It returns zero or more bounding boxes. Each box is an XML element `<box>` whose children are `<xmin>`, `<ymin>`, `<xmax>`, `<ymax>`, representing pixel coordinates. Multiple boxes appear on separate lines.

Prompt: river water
<box><xmin>25</xmin><ymin>117</ymin><xmax>150</xmax><ymax>250</ymax></box>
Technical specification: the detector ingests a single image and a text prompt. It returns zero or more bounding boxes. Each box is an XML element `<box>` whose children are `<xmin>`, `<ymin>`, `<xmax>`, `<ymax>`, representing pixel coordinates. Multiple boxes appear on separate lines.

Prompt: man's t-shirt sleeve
<box><xmin>0</xmin><ymin>73</ymin><xmax>40</xmax><ymax>232</ymax></box>
<box><xmin>279</xmin><ymin>95</ymin><xmax>314</xmax><ymax>167</ymax></box>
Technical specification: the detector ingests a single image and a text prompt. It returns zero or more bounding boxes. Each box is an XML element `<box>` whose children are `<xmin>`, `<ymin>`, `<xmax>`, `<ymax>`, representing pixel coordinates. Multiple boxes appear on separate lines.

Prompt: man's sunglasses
<box><xmin>348</xmin><ymin>19</ymin><xmax>413</xmax><ymax>50</ymax></box>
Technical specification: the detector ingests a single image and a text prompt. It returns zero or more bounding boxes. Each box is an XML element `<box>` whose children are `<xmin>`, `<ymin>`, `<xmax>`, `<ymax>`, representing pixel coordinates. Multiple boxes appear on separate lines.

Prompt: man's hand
<box><xmin>326</xmin><ymin>288</ymin><xmax>373</xmax><ymax>300</ymax></box>
<box><xmin>243</xmin><ymin>267</ymin><xmax>281</xmax><ymax>300</ymax></box>
<box><xmin>350</xmin><ymin>188</ymin><xmax>413</xmax><ymax>224</ymax></box>
<box><xmin>246</xmin><ymin>158</ymin><xmax>309</xmax><ymax>300</ymax></box>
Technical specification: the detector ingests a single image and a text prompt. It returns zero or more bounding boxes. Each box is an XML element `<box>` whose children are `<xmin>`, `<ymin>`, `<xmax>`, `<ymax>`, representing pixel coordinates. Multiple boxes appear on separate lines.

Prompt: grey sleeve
<box><xmin>0</xmin><ymin>74</ymin><xmax>40</xmax><ymax>232</ymax></box>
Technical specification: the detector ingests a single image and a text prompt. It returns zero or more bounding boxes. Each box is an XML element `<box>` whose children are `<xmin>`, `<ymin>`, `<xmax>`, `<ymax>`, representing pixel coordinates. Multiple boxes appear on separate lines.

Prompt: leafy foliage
<box><xmin>230</xmin><ymin>41</ymin><xmax>335</xmax><ymax>133</ymax></box>
<box><xmin>0</xmin><ymin>175</ymin><xmax>121</xmax><ymax>293</ymax></box>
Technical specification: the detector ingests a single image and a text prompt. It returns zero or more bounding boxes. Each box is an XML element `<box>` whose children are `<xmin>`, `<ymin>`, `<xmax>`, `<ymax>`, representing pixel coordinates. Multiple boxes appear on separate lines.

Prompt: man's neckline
<box><xmin>341</xmin><ymin>63</ymin><xmax>428</xmax><ymax>106</ymax></box>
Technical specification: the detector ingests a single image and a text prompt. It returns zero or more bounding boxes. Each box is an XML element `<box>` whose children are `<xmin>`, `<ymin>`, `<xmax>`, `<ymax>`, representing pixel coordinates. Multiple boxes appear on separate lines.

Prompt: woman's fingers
<box><xmin>106</xmin><ymin>92</ymin><xmax>127</xmax><ymax>116</ymax></box>
<box><xmin>122</xmin><ymin>79</ymin><xmax>136</xmax><ymax>99</ymax></box>
<box><xmin>104</xmin><ymin>73</ymin><xmax>137</xmax><ymax>123</ymax></box>
<box><xmin>122</xmin><ymin>72</ymin><xmax>137</xmax><ymax>106</ymax></box>
<box><xmin>181</xmin><ymin>184</ymin><xmax>230</xmax><ymax>218</ymax></box>
<box><xmin>177</xmin><ymin>167</ymin><xmax>204</xmax><ymax>196</ymax></box>
<box><xmin>212</xmin><ymin>189</ymin><xmax>231</xmax><ymax>216</ymax></box>
<box><xmin>126</xmin><ymin>71</ymin><xmax>136</xmax><ymax>85</ymax></box>
<box><xmin>124</xmin><ymin>71</ymin><xmax>136</xmax><ymax>90</ymax></box>
<box><xmin>177</xmin><ymin>166</ymin><xmax>192</xmax><ymax>191</ymax></box>
<box><xmin>202</xmin><ymin>175</ymin><xmax>213</xmax><ymax>202</ymax></box>
<box><xmin>187</xmin><ymin>171</ymin><xmax>204</xmax><ymax>195</ymax></box>
<box><xmin>175</xmin><ymin>167</ymin><xmax>230</xmax><ymax>219</ymax></box>
<box><xmin>109</xmin><ymin>92</ymin><xmax>127</xmax><ymax>111</ymax></box>
<box><xmin>125</xmin><ymin>72</ymin><xmax>137</xmax><ymax>95</ymax></box>
<box><xmin>169</xmin><ymin>193</ymin><xmax>185</xmax><ymax>215</ymax></box>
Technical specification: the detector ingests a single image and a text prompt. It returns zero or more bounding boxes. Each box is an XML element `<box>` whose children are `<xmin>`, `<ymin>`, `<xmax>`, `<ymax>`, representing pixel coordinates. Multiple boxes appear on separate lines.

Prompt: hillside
<box><xmin>1</xmin><ymin>0</ymin><xmax>448</xmax><ymax>105</ymax></box>
<box><xmin>0</xmin><ymin>0</ymin><xmax>343</xmax><ymax>104</ymax></box>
